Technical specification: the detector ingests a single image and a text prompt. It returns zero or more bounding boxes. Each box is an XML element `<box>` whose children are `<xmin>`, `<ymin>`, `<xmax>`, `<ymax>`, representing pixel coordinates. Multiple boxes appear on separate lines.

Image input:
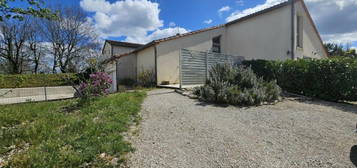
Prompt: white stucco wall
<box><xmin>156</xmin><ymin>27</ymin><xmax>226</xmax><ymax>84</ymax></box>
<box><xmin>225</xmin><ymin>5</ymin><xmax>292</xmax><ymax>61</ymax></box>
<box><xmin>294</xmin><ymin>1</ymin><xmax>328</xmax><ymax>59</ymax></box>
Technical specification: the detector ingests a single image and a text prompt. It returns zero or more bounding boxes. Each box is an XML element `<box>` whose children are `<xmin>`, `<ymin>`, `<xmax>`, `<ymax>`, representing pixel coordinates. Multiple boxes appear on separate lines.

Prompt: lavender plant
<box><xmin>77</xmin><ymin>72</ymin><xmax>112</xmax><ymax>104</ymax></box>
<box><xmin>194</xmin><ymin>64</ymin><xmax>281</xmax><ymax>106</ymax></box>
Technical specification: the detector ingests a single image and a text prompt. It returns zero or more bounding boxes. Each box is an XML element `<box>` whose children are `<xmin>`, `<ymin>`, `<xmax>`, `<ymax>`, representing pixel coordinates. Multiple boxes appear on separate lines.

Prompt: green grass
<box><xmin>0</xmin><ymin>91</ymin><xmax>146</xmax><ymax>167</ymax></box>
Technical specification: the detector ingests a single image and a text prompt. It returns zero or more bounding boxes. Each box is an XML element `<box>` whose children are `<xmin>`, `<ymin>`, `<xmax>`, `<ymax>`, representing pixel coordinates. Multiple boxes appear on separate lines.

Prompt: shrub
<box><xmin>243</xmin><ymin>58</ymin><xmax>357</xmax><ymax>101</ymax></box>
<box><xmin>77</xmin><ymin>72</ymin><xmax>112</xmax><ymax>104</ymax></box>
<box><xmin>0</xmin><ymin>73</ymin><xmax>77</xmax><ymax>88</ymax></box>
<box><xmin>137</xmin><ymin>69</ymin><xmax>155</xmax><ymax>87</ymax></box>
<box><xmin>76</xmin><ymin>67</ymin><xmax>98</xmax><ymax>83</ymax></box>
<box><xmin>194</xmin><ymin>64</ymin><xmax>281</xmax><ymax>106</ymax></box>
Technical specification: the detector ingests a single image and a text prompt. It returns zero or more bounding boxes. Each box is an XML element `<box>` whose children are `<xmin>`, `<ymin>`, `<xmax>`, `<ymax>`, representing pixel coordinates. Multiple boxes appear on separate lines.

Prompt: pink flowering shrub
<box><xmin>77</xmin><ymin>72</ymin><xmax>112</xmax><ymax>101</ymax></box>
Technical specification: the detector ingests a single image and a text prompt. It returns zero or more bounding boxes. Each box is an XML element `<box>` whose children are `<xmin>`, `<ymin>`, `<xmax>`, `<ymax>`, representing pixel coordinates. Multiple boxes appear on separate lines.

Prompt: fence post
<box><xmin>44</xmin><ymin>86</ymin><xmax>48</xmax><ymax>101</ymax></box>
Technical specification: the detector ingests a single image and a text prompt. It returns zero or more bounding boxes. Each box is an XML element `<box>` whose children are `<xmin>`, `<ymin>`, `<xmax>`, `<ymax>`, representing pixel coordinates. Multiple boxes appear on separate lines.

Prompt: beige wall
<box><xmin>104</xmin><ymin>62</ymin><xmax>117</xmax><ymax>92</ymax></box>
<box><xmin>225</xmin><ymin>5</ymin><xmax>292</xmax><ymax>61</ymax></box>
<box><xmin>116</xmin><ymin>53</ymin><xmax>137</xmax><ymax>81</ymax></box>
<box><xmin>102</xmin><ymin>43</ymin><xmax>137</xmax><ymax>59</ymax></box>
<box><xmin>113</xmin><ymin>45</ymin><xmax>137</xmax><ymax>56</ymax></box>
<box><xmin>294</xmin><ymin>1</ymin><xmax>328</xmax><ymax>59</ymax></box>
<box><xmin>137</xmin><ymin>47</ymin><xmax>155</xmax><ymax>76</ymax></box>
<box><xmin>102</xmin><ymin>43</ymin><xmax>112</xmax><ymax>59</ymax></box>
<box><xmin>103</xmin><ymin>43</ymin><xmax>141</xmax><ymax>91</ymax></box>
<box><xmin>156</xmin><ymin>27</ymin><xmax>226</xmax><ymax>84</ymax></box>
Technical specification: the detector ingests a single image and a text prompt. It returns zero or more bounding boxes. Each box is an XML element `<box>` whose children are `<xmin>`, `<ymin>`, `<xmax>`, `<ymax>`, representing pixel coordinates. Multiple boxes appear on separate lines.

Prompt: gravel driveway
<box><xmin>125</xmin><ymin>89</ymin><xmax>357</xmax><ymax>168</ymax></box>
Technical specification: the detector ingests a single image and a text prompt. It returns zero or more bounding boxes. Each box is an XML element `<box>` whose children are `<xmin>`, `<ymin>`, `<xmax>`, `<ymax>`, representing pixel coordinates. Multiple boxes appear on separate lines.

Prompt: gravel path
<box><xmin>125</xmin><ymin>89</ymin><xmax>357</xmax><ymax>168</ymax></box>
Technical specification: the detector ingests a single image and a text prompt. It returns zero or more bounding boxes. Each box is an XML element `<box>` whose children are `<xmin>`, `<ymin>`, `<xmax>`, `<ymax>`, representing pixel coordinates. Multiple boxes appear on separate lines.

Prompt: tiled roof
<box><xmin>105</xmin><ymin>40</ymin><xmax>144</xmax><ymax>48</ymax></box>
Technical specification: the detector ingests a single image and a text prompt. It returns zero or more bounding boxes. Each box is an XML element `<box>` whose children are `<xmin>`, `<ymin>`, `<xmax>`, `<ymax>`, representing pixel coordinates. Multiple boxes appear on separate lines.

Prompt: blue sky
<box><xmin>46</xmin><ymin>0</ymin><xmax>257</xmax><ymax>30</ymax></box>
<box><xmin>14</xmin><ymin>0</ymin><xmax>357</xmax><ymax>48</ymax></box>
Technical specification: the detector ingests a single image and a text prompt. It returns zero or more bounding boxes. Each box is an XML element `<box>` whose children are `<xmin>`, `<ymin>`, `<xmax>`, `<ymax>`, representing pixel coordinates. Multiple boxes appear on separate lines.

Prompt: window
<box><xmin>212</xmin><ymin>36</ymin><xmax>221</xmax><ymax>53</ymax></box>
<box><xmin>297</xmin><ymin>16</ymin><xmax>303</xmax><ymax>48</ymax></box>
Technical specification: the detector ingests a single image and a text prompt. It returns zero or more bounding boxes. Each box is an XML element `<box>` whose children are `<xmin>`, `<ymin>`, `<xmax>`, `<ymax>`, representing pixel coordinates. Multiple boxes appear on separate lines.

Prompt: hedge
<box><xmin>0</xmin><ymin>73</ymin><xmax>78</xmax><ymax>88</ymax></box>
<box><xmin>243</xmin><ymin>58</ymin><xmax>357</xmax><ymax>102</ymax></box>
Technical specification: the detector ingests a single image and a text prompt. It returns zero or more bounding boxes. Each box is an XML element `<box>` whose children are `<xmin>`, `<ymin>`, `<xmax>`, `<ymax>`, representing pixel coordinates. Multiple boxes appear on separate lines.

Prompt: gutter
<box><xmin>290</xmin><ymin>0</ymin><xmax>295</xmax><ymax>60</ymax></box>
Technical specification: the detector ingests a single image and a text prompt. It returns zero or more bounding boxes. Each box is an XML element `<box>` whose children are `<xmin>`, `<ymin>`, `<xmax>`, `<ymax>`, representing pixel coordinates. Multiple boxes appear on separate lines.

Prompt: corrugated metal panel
<box><xmin>180</xmin><ymin>49</ymin><xmax>245</xmax><ymax>87</ymax></box>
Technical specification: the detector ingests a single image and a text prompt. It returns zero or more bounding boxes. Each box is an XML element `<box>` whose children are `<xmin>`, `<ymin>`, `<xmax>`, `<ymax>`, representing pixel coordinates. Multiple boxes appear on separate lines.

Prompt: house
<box><xmin>103</xmin><ymin>0</ymin><xmax>328</xmax><ymax>92</ymax></box>
<box><xmin>102</xmin><ymin>40</ymin><xmax>143</xmax><ymax>91</ymax></box>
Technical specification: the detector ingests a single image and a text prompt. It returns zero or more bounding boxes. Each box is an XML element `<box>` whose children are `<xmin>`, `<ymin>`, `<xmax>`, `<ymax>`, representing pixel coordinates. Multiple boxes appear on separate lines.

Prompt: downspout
<box><xmin>154</xmin><ymin>45</ymin><xmax>158</xmax><ymax>86</ymax></box>
<box><xmin>112</xmin><ymin>45</ymin><xmax>118</xmax><ymax>92</ymax></box>
<box><xmin>290</xmin><ymin>0</ymin><xmax>295</xmax><ymax>60</ymax></box>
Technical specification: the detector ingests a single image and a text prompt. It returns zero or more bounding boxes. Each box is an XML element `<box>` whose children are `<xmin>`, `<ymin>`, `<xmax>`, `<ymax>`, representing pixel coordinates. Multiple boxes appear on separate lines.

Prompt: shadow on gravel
<box><xmin>195</xmin><ymin>101</ymin><xmax>230</xmax><ymax>108</ymax></box>
<box><xmin>195</xmin><ymin>99</ymin><xmax>231</xmax><ymax>108</ymax></box>
<box><xmin>350</xmin><ymin>145</ymin><xmax>357</xmax><ymax>167</ymax></box>
<box><xmin>287</xmin><ymin>95</ymin><xmax>357</xmax><ymax>114</ymax></box>
<box><xmin>300</xmin><ymin>100</ymin><xmax>357</xmax><ymax>114</ymax></box>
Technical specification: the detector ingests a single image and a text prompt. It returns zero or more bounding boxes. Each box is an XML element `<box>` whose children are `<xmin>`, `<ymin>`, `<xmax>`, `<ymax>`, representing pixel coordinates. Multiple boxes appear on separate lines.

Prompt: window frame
<box><xmin>212</xmin><ymin>36</ymin><xmax>221</xmax><ymax>53</ymax></box>
<box><xmin>297</xmin><ymin>15</ymin><xmax>303</xmax><ymax>48</ymax></box>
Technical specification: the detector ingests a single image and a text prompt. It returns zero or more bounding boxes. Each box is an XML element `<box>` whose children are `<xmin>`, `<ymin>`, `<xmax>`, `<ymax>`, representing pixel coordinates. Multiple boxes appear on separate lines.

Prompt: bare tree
<box><xmin>0</xmin><ymin>19</ymin><xmax>31</xmax><ymax>74</ymax></box>
<box><xmin>27</xmin><ymin>19</ymin><xmax>46</xmax><ymax>74</ymax></box>
<box><xmin>41</xmin><ymin>7</ymin><xmax>99</xmax><ymax>73</ymax></box>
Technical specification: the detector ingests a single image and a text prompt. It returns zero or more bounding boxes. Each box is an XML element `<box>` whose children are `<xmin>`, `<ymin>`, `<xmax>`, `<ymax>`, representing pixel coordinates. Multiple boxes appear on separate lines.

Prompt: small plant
<box><xmin>137</xmin><ymin>69</ymin><xmax>155</xmax><ymax>87</ymax></box>
<box><xmin>194</xmin><ymin>64</ymin><xmax>281</xmax><ymax>106</ymax></box>
<box><xmin>77</xmin><ymin>72</ymin><xmax>112</xmax><ymax>105</ymax></box>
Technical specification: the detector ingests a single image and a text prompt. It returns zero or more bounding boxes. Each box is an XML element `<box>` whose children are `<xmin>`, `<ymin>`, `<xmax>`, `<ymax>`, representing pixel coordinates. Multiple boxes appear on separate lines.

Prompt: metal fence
<box><xmin>180</xmin><ymin>48</ymin><xmax>245</xmax><ymax>87</ymax></box>
<box><xmin>0</xmin><ymin>86</ymin><xmax>76</xmax><ymax>105</ymax></box>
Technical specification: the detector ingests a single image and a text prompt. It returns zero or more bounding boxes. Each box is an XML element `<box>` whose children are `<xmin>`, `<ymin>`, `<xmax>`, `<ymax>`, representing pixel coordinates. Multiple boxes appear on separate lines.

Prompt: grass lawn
<box><xmin>0</xmin><ymin>91</ymin><xmax>146</xmax><ymax>167</ymax></box>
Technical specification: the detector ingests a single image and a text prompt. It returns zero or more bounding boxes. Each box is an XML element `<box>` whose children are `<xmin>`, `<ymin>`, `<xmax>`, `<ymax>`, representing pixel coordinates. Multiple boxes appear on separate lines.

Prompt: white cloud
<box><xmin>236</xmin><ymin>0</ymin><xmax>244</xmax><ymax>6</ymax></box>
<box><xmin>219</xmin><ymin>6</ymin><xmax>231</xmax><ymax>13</ymax></box>
<box><xmin>218</xmin><ymin>6</ymin><xmax>231</xmax><ymax>16</ymax></box>
<box><xmin>203</xmin><ymin>19</ymin><xmax>213</xmax><ymax>24</ymax></box>
<box><xmin>226</xmin><ymin>0</ymin><xmax>286</xmax><ymax>22</ymax></box>
<box><xmin>225</xmin><ymin>0</ymin><xmax>357</xmax><ymax>45</ymax></box>
<box><xmin>126</xmin><ymin>27</ymin><xmax>189</xmax><ymax>44</ymax></box>
<box><xmin>169</xmin><ymin>22</ymin><xmax>176</xmax><ymax>27</ymax></box>
<box><xmin>304</xmin><ymin>0</ymin><xmax>357</xmax><ymax>44</ymax></box>
<box><xmin>80</xmin><ymin>0</ymin><xmax>163</xmax><ymax>41</ymax></box>
<box><xmin>322</xmin><ymin>31</ymin><xmax>357</xmax><ymax>44</ymax></box>
<box><xmin>80</xmin><ymin>0</ymin><xmax>112</xmax><ymax>13</ymax></box>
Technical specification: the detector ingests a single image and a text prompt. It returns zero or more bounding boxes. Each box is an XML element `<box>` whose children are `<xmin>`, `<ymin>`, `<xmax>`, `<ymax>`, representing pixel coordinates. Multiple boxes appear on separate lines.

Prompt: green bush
<box><xmin>194</xmin><ymin>64</ymin><xmax>281</xmax><ymax>106</ymax></box>
<box><xmin>243</xmin><ymin>58</ymin><xmax>357</xmax><ymax>101</ymax></box>
<box><xmin>0</xmin><ymin>74</ymin><xmax>78</xmax><ymax>88</ymax></box>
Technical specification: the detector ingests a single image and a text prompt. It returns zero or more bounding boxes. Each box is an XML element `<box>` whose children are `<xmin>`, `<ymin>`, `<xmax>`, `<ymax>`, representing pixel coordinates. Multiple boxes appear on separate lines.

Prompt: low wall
<box><xmin>0</xmin><ymin>86</ymin><xmax>76</xmax><ymax>105</ymax></box>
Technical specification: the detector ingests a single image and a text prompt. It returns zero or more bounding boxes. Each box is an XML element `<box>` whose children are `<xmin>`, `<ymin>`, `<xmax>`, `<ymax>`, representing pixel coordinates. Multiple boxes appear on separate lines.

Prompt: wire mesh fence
<box><xmin>0</xmin><ymin>86</ymin><xmax>76</xmax><ymax>105</ymax></box>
